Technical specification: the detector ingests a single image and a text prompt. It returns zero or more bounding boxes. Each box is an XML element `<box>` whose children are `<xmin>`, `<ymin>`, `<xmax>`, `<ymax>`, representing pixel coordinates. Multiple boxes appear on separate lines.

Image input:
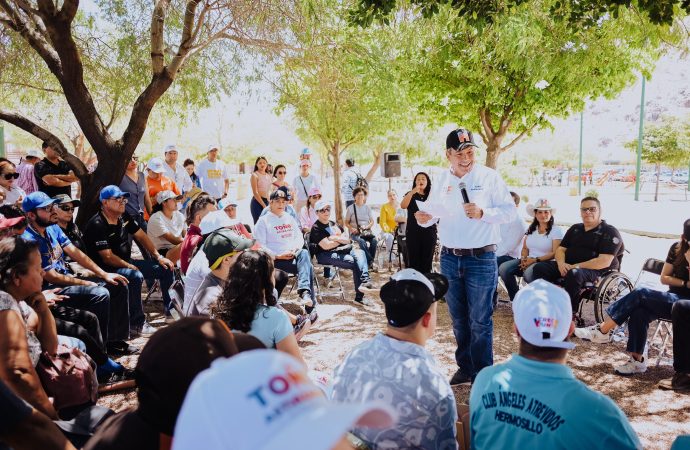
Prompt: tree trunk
<box><xmin>484</xmin><ymin>140</ymin><xmax>503</xmax><ymax>169</ymax></box>
<box><xmin>654</xmin><ymin>162</ymin><xmax>661</xmax><ymax>202</ymax></box>
<box><xmin>331</xmin><ymin>143</ymin><xmax>344</xmax><ymax>226</ymax></box>
<box><xmin>364</xmin><ymin>148</ymin><xmax>383</xmax><ymax>182</ymax></box>
<box><xmin>75</xmin><ymin>146</ymin><xmax>128</xmax><ymax>226</ymax></box>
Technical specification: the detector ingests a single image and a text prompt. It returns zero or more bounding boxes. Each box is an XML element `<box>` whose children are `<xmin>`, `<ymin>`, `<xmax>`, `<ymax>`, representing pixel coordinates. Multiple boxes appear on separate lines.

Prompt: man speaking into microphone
<box><xmin>415</xmin><ymin>128</ymin><xmax>516</xmax><ymax>386</ymax></box>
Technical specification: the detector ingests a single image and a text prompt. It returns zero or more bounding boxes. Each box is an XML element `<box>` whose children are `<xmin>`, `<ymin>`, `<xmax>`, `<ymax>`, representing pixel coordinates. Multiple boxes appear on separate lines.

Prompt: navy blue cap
<box><xmin>99</xmin><ymin>185</ymin><xmax>131</xmax><ymax>201</ymax></box>
<box><xmin>22</xmin><ymin>191</ymin><xmax>60</xmax><ymax>212</ymax></box>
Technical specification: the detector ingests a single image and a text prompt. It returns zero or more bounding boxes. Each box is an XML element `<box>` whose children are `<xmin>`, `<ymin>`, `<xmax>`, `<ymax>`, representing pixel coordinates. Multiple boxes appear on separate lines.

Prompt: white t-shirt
<box><xmin>147</xmin><ymin>210</ymin><xmax>185</xmax><ymax>250</ymax></box>
<box><xmin>1</xmin><ymin>185</ymin><xmax>26</xmax><ymax>205</ymax></box>
<box><xmin>253</xmin><ymin>211</ymin><xmax>304</xmax><ymax>256</ymax></box>
<box><xmin>183</xmin><ymin>249</ymin><xmax>210</xmax><ymax>309</ymax></box>
<box><xmin>525</xmin><ymin>225</ymin><xmax>564</xmax><ymax>258</ymax></box>
<box><xmin>196</xmin><ymin>159</ymin><xmax>229</xmax><ymax>199</ymax></box>
<box><xmin>292</xmin><ymin>174</ymin><xmax>320</xmax><ymax>203</ymax></box>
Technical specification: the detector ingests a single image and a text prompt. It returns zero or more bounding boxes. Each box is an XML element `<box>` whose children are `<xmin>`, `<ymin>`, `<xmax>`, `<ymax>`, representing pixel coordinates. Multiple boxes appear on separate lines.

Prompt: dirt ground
<box><xmin>99</xmin><ymin>268</ymin><xmax>690</xmax><ymax>449</ymax></box>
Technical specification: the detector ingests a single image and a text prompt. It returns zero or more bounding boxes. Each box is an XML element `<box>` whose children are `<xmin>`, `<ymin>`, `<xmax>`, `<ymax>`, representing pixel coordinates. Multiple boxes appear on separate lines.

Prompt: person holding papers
<box><xmin>400</xmin><ymin>172</ymin><xmax>437</xmax><ymax>273</ymax></box>
<box><xmin>414</xmin><ymin>128</ymin><xmax>515</xmax><ymax>387</ymax></box>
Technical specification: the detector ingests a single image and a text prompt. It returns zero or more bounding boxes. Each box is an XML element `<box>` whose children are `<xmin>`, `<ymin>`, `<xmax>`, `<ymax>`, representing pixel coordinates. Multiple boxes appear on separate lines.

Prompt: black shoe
<box><xmin>308</xmin><ymin>310</ymin><xmax>318</xmax><ymax>325</ymax></box>
<box><xmin>107</xmin><ymin>341</ymin><xmax>141</xmax><ymax>356</ymax></box>
<box><xmin>659</xmin><ymin>373</ymin><xmax>690</xmax><ymax>392</ymax></box>
<box><xmin>354</xmin><ymin>297</ymin><xmax>371</xmax><ymax>306</ymax></box>
<box><xmin>449</xmin><ymin>369</ymin><xmax>472</xmax><ymax>386</ymax></box>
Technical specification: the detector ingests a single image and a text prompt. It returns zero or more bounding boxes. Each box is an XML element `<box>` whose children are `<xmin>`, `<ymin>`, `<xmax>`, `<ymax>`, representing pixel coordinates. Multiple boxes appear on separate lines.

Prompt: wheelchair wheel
<box><xmin>593</xmin><ymin>272</ymin><xmax>634</xmax><ymax>323</ymax></box>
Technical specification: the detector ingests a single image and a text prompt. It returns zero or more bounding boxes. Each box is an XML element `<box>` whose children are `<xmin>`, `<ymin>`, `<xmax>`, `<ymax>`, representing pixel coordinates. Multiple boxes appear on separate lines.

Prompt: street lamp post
<box><xmin>634</xmin><ymin>76</ymin><xmax>646</xmax><ymax>201</ymax></box>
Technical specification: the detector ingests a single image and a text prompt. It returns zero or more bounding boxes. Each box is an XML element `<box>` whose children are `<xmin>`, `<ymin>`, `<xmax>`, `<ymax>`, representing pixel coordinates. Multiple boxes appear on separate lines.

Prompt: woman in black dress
<box><xmin>400</xmin><ymin>172</ymin><xmax>437</xmax><ymax>273</ymax></box>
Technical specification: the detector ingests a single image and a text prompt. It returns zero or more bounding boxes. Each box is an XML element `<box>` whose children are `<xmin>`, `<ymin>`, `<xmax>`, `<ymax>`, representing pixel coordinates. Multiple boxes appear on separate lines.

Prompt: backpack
<box><xmin>351</xmin><ymin>170</ymin><xmax>368</xmax><ymax>191</ymax></box>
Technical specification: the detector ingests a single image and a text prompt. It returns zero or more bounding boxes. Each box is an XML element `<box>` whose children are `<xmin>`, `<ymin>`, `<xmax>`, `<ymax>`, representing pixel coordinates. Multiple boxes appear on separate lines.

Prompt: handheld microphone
<box><xmin>459</xmin><ymin>182</ymin><xmax>470</xmax><ymax>204</ymax></box>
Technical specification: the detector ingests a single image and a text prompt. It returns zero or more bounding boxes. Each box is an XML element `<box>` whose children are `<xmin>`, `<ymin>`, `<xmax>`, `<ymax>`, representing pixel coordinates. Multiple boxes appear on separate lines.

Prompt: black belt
<box><xmin>442</xmin><ymin>244</ymin><xmax>497</xmax><ymax>256</ymax></box>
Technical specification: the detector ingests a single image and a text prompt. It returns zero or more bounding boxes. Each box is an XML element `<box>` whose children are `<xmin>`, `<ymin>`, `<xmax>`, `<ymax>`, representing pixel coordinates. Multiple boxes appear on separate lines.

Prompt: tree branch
<box><xmin>0</xmin><ymin>80</ymin><xmax>61</xmax><ymax>94</ymax></box>
<box><xmin>500</xmin><ymin>116</ymin><xmax>543</xmax><ymax>153</ymax></box>
<box><xmin>168</xmin><ymin>0</ymin><xmax>202</xmax><ymax>76</ymax></box>
<box><xmin>479</xmin><ymin>108</ymin><xmax>495</xmax><ymax>141</ymax></box>
<box><xmin>150</xmin><ymin>0</ymin><xmax>169</xmax><ymax>75</ymax></box>
<box><xmin>0</xmin><ymin>109</ymin><xmax>88</xmax><ymax>177</ymax></box>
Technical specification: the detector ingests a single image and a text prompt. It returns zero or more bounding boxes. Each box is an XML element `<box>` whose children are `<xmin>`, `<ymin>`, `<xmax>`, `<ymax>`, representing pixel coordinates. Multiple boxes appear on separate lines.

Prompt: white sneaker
<box><xmin>574</xmin><ymin>325</ymin><xmax>611</xmax><ymax>344</ymax></box>
<box><xmin>140</xmin><ymin>322</ymin><xmax>158</xmax><ymax>336</ymax></box>
<box><xmin>614</xmin><ymin>356</ymin><xmax>647</xmax><ymax>376</ymax></box>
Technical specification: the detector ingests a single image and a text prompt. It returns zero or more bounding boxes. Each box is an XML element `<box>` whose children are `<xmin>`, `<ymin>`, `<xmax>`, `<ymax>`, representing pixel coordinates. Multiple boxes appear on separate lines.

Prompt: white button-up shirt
<box><xmin>162</xmin><ymin>162</ymin><xmax>193</xmax><ymax>193</ymax></box>
<box><xmin>419</xmin><ymin>164</ymin><xmax>516</xmax><ymax>249</ymax></box>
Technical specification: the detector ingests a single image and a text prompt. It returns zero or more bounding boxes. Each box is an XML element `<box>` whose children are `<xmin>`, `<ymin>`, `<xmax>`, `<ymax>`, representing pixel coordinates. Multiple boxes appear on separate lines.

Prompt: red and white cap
<box><xmin>513</xmin><ymin>279</ymin><xmax>575</xmax><ymax>350</ymax></box>
<box><xmin>173</xmin><ymin>350</ymin><xmax>396</xmax><ymax>450</ymax></box>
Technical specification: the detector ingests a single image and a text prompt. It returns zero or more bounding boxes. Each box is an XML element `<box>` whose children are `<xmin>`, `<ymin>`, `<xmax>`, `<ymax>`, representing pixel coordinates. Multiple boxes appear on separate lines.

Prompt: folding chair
<box><xmin>635</xmin><ymin>258</ymin><xmax>673</xmax><ymax>366</ymax></box>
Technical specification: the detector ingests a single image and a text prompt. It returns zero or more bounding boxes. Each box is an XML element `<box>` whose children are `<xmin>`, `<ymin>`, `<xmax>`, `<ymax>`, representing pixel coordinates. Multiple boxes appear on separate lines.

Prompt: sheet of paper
<box><xmin>416</xmin><ymin>199</ymin><xmax>451</xmax><ymax>218</ymax></box>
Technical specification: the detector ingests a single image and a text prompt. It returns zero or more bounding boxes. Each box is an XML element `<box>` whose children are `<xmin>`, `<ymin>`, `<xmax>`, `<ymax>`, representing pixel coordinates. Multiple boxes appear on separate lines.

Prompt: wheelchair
<box><xmin>572</xmin><ymin>269</ymin><xmax>634</xmax><ymax>325</ymax></box>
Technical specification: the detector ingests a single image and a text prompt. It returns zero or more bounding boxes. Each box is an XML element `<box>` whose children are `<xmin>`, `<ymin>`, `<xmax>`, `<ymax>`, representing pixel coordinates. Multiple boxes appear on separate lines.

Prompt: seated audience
<box><xmin>214</xmin><ymin>250</ymin><xmax>306</xmax><ymax>365</ymax></box>
<box><xmin>0</xmin><ymin>237</ymin><xmax>59</xmax><ymax>419</ymax></box>
<box><xmin>179</xmin><ymin>194</ymin><xmax>217</xmax><ymax>275</ymax></box>
<box><xmin>219</xmin><ymin>197</ymin><xmax>252</xmax><ymax>238</ymax></box>
<box><xmin>575</xmin><ymin>218</ymin><xmax>690</xmax><ymax>376</ymax></box>
<box><xmin>82</xmin><ymin>186</ymin><xmax>175</xmax><ymax>326</ymax></box>
<box><xmin>470</xmin><ymin>279</ymin><xmax>640</xmax><ymax>449</ymax></box>
<box><xmin>145</xmin><ymin>158</ymin><xmax>179</xmax><ymax>220</ymax></box>
<box><xmin>378</xmin><ymin>189</ymin><xmax>405</xmax><ymax>272</ymax></box>
<box><xmin>21</xmin><ymin>192</ymin><xmax>133</xmax><ymax>355</ymax></box>
<box><xmin>499</xmin><ymin>198</ymin><xmax>563</xmax><ymax>301</ymax></box>
<box><xmin>331</xmin><ymin>269</ymin><xmax>456</xmax><ymax>449</ymax></box>
<box><xmin>345</xmin><ymin>186</ymin><xmax>377</xmax><ymax>271</ymax></box>
<box><xmin>0</xmin><ymin>160</ymin><xmax>26</xmax><ymax>206</ymax></box>
<box><xmin>147</xmin><ymin>190</ymin><xmax>186</xmax><ymax>264</ymax></box>
<box><xmin>183</xmin><ymin>158</ymin><xmax>201</xmax><ymax>188</ymax></box>
<box><xmin>0</xmin><ymin>379</ymin><xmax>77</xmax><ymax>450</ymax></box>
<box><xmin>83</xmin><ymin>318</ymin><xmax>263</xmax><ymax>450</ymax></box>
<box><xmin>185</xmin><ymin>229</ymin><xmax>252</xmax><ymax>317</ymax></box>
<box><xmin>54</xmin><ymin>194</ymin><xmax>84</xmax><ymax>252</ymax></box>
<box><xmin>531</xmin><ymin>197</ymin><xmax>624</xmax><ymax>318</ymax></box>
<box><xmin>299</xmin><ymin>186</ymin><xmax>321</xmax><ymax>233</ymax></box>
<box><xmin>0</xmin><ymin>207</ymin><xmax>27</xmax><ymax>238</ymax></box>
<box><xmin>255</xmin><ymin>188</ymin><xmax>315</xmax><ymax>311</ymax></box>
<box><xmin>173</xmin><ymin>350</ymin><xmax>395</xmax><ymax>450</ymax></box>
<box><xmin>309</xmin><ymin>200</ymin><xmax>374</xmax><ymax>305</ymax></box>
<box><xmin>259</xmin><ymin>185</ymin><xmax>298</xmax><ymax>221</ymax></box>
<box><xmin>659</xmin><ymin>298</ymin><xmax>690</xmax><ymax>391</ymax></box>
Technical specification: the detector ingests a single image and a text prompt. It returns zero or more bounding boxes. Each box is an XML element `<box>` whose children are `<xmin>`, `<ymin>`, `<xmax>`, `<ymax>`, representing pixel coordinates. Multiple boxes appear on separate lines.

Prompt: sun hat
<box><xmin>525</xmin><ymin>198</ymin><xmax>556</xmax><ymax>218</ymax></box>
<box><xmin>513</xmin><ymin>279</ymin><xmax>575</xmax><ymax>350</ymax></box>
<box><xmin>53</xmin><ymin>194</ymin><xmax>81</xmax><ymax>208</ymax></box>
<box><xmin>172</xmin><ymin>350</ymin><xmax>396</xmax><ymax>450</ymax></box>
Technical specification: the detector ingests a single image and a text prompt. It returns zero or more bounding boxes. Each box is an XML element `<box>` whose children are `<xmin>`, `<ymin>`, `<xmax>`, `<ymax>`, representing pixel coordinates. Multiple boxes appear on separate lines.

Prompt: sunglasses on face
<box><xmin>276</xmin><ymin>171</ymin><xmax>286</xmax><ymax>175</ymax></box>
<box><xmin>580</xmin><ymin>207</ymin><xmax>598</xmax><ymax>213</ymax></box>
<box><xmin>318</xmin><ymin>207</ymin><xmax>331</xmax><ymax>213</ymax></box>
<box><xmin>131</xmin><ymin>156</ymin><xmax>139</xmax><ymax>162</ymax></box>
<box><xmin>3</xmin><ymin>173</ymin><xmax>19</xmax><ymax>180</ymax></box>
<box><xmin>59</xmin><ymin>205</ymin><xmax>74</xmax><ymax>212</ymax></box>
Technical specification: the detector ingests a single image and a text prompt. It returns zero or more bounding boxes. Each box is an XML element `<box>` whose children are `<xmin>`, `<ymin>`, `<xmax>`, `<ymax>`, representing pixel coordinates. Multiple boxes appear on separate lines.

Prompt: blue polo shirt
<box><xmin>21</xmin><ymin>224</ymin><xmax>72</xmax><ymax>274</ymax></box>
<box><xmin>470</xmin><ymin>354</ymin><xmax>641</xmax><ymax>450</ymax></box>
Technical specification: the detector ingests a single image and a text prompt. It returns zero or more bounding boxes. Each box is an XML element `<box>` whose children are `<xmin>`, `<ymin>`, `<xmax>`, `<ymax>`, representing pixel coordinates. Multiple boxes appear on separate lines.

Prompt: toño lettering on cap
<box><xmin>380</xmin><ymin>269</ymin><xmax>449</xmax><ymax>328</ymax></box>
<box><xmin>513</xmin><ymin>279</ymin><xmax>575</xmax><ymax>350</ymax></box>
<box><xmin>22</xmin><ymin>191</ymin><xmax>60</xmax><ymax>212</ymax></box>
<box><xmin>446</xmin><ymin>128</ymin><xmax>479</xmax><ymax>152</ymax></box>
<box><xmin>203</xmin><ymin>228</ymin><xmax>255</xmax><ymax>270</ymax></box>
<box><xmin>99</xmin><ymin>185</ymin><xmax>131</xmax><ymax>202</ymax></box>
<box><xmin>173</xmin><ymin>349</ymin><xmax>396</xmax><ymax>450</ymax></box>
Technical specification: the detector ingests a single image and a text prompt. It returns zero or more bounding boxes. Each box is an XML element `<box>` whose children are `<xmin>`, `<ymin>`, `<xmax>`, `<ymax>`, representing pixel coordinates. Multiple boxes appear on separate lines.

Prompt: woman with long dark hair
<box><xmin>213</xmin><ymin>250</ymin><xmax>306</xmax><ymax>365</ymax></box>
<box><xmin>498</xmin><ymin>198</ymin><xmax>563</xmax><ymax>300</ymax></box>
<box><xmin>575</xmin><ymin>218</ymin><xmax>690</xmax><ymax>376</ymax></box>
<box><xmin>250</xmin><ymin>156</ymin><xmax>272</xmax><ymax>224</ymax></box>
<box><xmin>400</xmin><ymin>172</ymin><xmax>436</xmax><ymax>273</ymax></box>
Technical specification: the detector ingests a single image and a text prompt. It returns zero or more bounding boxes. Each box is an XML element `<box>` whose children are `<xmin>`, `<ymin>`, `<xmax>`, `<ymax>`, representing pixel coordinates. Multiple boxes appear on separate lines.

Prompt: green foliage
<box><xmin>585</xmin><ymin>188</ymin><xmax>599</xmax><ymax>198</ymax></box>
<box><xmin>626</xmin><ymin>116</ymin><xmax>690</xmax><ymax>167</ymax></box>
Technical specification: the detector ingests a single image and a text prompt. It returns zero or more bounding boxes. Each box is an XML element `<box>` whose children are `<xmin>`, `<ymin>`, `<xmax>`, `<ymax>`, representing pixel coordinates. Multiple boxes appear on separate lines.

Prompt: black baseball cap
<box><xmin>380</xmin><ymin>269</ymin><xmax>449</xmax><ymax>328</ymax></box>
<box><xmin>446</xmin><ymin>128</ymin><xmax>479</xmax><ymax>151</ymax></box>
<box><xmin>269</xmin><ymin>186</ymin><xmax>292</xmax><ymax>201</ymax></box>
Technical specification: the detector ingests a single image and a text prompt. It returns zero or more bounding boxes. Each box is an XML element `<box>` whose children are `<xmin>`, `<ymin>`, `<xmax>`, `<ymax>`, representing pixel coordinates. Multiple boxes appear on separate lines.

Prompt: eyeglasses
<box><xmin>317</xmin><ymin>207</ymin><xmax>331</xmax><ymax>213</ymax></box>
<box><xmin>58</xmin><ymin>205</ymin><xmax>74</xmax><ymax>212</ymax></box>
<box><xmin>580</xmin><ymin>207</ymin><xmax>598</xmax><ymax>213</ymax></box>
<box><xmin>108</xmin><ymin>197</ymin><xmax>128</xmax><ymax>204</ymax></box>
<box><xmin>2</xmin><ymin>173</ymin><xmax>19</xmax><ymax>180</ymax></box>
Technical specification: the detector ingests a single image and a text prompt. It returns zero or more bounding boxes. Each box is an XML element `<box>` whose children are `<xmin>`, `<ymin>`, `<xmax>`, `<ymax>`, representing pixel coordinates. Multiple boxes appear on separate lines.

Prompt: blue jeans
<box><xmin>126</xmin><ymin>260</ymin><xmax>174</xmax><ymax>318</ymax></box>
<box><xmin>316</xmin><ymin>248</ymin><xmax>369</xmax><ymax>301</ymax></box>
<box><xmin>51</xmin><ymin>282</ymin><xmax>130</xmax><ymax>343</ymax></box>
<box><xmin>275</xmin><ymin>248</ymin><xmax>314</xmax><ymax>300</ymax></box>
<box><xmin>352</xmin><ymin>234</ymin><xmax>377</xmax><ymax>267</ymax></box>
<box><xmin>606</xmin><ymin>287</ymin><xmax>680</xmax><ymax>354</ymax></box>
<box><xmin>498</xmin><ymin>257</ymin><xmax>539</xmax><ymax>300</ymax></box>
<box><xmin>441</xmin><ymin>249</ymin><xmax>497</xmax><ymax>378</ymax></box>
